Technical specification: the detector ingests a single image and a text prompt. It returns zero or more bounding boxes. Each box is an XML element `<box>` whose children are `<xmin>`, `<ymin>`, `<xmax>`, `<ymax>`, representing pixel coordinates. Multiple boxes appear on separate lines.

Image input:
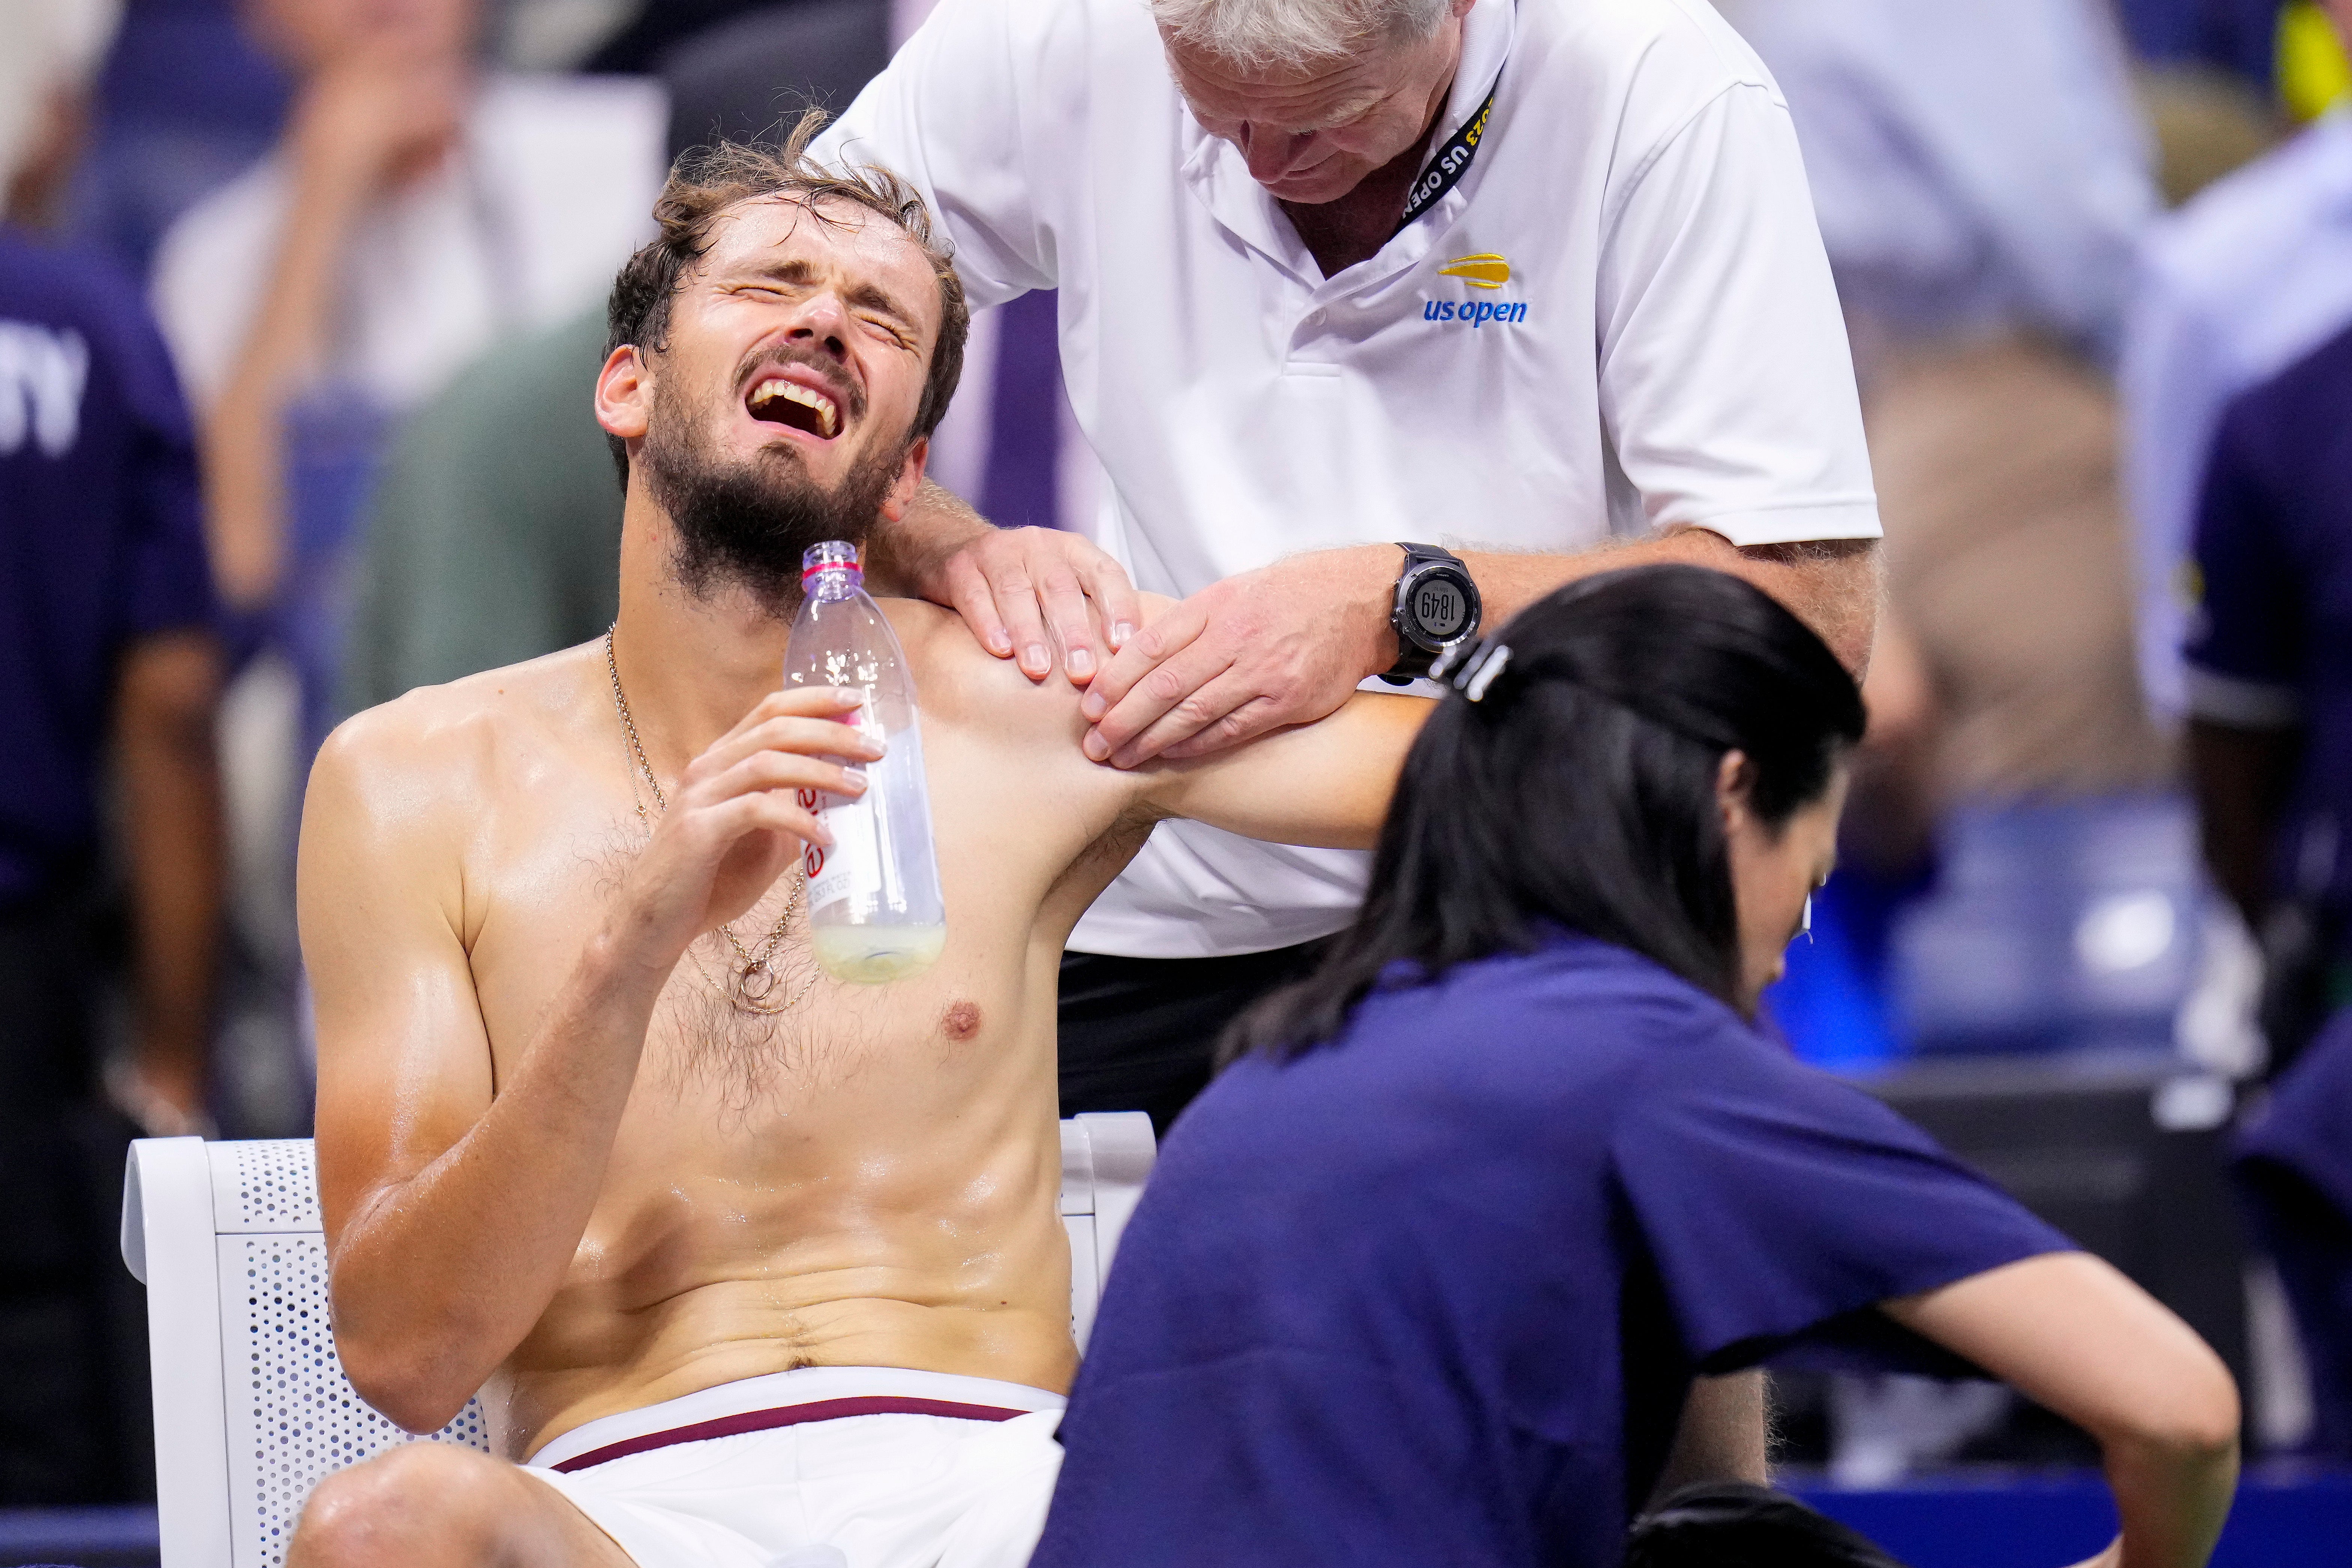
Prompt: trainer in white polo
<box><xmin>821</xmin><ymin>0</ymin><xmax>1884</xmax><ymax>1129</ymax></box>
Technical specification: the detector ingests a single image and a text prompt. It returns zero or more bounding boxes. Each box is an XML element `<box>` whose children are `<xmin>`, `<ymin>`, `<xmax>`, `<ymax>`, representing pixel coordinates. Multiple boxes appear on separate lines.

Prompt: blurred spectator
<box><xmin>144</xmin><ymin>0</ymin><xmax>661</xmax><ymax>1123</ymax></box>
<box><xmin>338</xmin><ymin>306</ymin><xmax>620</xmax><ymax>713</ymax></box>
<box><xmin>151</xmin><ymin>0</ymin><xmax>661</xmax><ymax>657</ymax></box>
<box><xmin>2183</xmin><ymin>316</ymin><xmax>2352</xmax><ymax>1451</ymax></box>
<box><xmin>2183</xmin><ymin>318</ymin><xmax>2352</xmax><ymax>1024</ymax></box>
<box><xmin>1730</xmin><ymin>0</ymin><xmax>2170</xmax><ymax>1052</ymax></box>
<box><xmin>64</xmin><ymin>0</ymin><xmax>293</xmax><ymax>280</ymax></box>
<box><xmin>2116</xmin><ymin>0</ymin><xmax>2292</xmax><ymax>87</ymax></box>
<box><xmin>2121</xmin><ymin>0</ymin><xmax>2352</xmax><ymax>724</ymax></box>
<box><xmin>1728</xmin><ymin>0</ymin><xmax>2154</xmax><ymax>368</ymax></box>
<box><xmin>2</xmin><ymin>0</ymin><xmax>225</xmax><ymax>1500</ymax></box>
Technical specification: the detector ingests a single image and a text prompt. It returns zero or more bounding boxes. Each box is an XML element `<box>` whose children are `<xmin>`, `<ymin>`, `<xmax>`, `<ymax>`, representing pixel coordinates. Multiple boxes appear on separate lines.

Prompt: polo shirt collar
<box><xmin>1178</xmin><ymin>0</ymin><xmax>1515</xmax><ymax>290</ymax></box>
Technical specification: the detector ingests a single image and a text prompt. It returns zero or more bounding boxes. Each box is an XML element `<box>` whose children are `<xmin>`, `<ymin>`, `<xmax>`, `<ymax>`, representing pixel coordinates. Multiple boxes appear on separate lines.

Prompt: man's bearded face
<box><xmin>638</xmin><ymin>339</ymin><xmax>910</xmax><ymax>613</ymax></box>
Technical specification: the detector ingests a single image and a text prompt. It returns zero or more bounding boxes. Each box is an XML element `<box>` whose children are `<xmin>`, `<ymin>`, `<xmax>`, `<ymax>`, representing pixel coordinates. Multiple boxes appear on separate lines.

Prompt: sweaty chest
<box><xmin>456</xmin><ymin>722</ymin><xmax>1104</xmax><ymax>1129</ymax></box>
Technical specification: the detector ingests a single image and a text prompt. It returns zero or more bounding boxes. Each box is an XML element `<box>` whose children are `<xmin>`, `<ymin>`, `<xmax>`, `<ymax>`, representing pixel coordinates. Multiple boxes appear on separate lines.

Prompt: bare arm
<box><xmin>1460</xmin><ymin>534</ymin><xmax>1878</xmax><ymax>676</ymax></box>
<box><xmin>1884</xmin><ymin>1253</ymin><xmax>2239</xmax><ymax>1568</ymax></box>
<box><xmin>1079</xmin><ymin>531</ymin><xmax>1881</xmax><ymax>767</ymax></box>
<box><xmin>1135</xmin><ymin>689</ymin><xmax>1432</xmax><ymax>850</ymax></box>
<box><xmin>305</xmin><ymin>688</ymin><xmax>873</xmax><ymax>1431</ymax></box>
<box><xmin>200</xmin><ymin>42</ymin><xmax>463</xmax><ymax>608</ymax></box>
<box><xmin>2186</xmin><ymin>718</ymin><xmax>2300</xmax><ymax>929</ymax></box>
<box><xmin>110</xmin><ymin>631</ymin><xmax>224</xmax><ymax>1132</ymax></box>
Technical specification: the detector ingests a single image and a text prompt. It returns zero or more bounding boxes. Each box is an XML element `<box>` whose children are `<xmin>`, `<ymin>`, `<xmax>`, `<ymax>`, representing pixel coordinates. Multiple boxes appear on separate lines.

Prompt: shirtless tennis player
<box><xmin>285</xmin><ymin>130</ymin><xmax>1423</xmax><ymax>1568</ymax></box>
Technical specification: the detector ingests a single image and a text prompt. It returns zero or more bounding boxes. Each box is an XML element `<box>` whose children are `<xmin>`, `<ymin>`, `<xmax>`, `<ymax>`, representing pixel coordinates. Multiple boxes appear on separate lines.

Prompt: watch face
<box><xmin>1411</xmin><ymin>574</ymin><xmax>1472</xmax><ymax>641</ymax></box>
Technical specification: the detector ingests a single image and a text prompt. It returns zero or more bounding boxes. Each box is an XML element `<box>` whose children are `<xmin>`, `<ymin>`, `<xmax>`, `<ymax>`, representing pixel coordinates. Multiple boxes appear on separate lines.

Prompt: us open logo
<box><xmin>1423</xmin><ymin>255</ymin><xmax>1527</xmax><ymax>327</ymax></box>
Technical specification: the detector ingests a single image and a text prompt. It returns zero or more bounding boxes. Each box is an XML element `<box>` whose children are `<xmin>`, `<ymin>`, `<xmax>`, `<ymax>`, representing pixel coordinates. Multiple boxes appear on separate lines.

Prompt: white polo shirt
<box><xmin>823</xmin><ymin>0</ymin><xmax>1879</xmax><ymax>959</ymax></box>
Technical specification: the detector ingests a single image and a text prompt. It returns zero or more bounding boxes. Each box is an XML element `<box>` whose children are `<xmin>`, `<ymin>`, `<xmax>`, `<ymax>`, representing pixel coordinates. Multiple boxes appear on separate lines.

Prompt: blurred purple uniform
<box><xmin>0</xmin><ymin>224</ymin><xmax>214</xmax><ymax>1500</ymax></box>
<box><xmin>2186</xmin><ymin>317</ymin><xmax>2352</xmax><ymax>1454</ymax></box>
<box><xmin>1</xmin><ymin>226</ymin><xmax>215</xmax><ymax>912</ymax></box>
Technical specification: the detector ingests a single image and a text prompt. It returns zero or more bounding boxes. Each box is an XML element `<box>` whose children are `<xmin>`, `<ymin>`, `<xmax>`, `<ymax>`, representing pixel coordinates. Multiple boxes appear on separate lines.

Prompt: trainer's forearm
<box><xmin>862</xmin><ymin>478</ymin><xmax>990</xmax><ymax>598</ymax></box>
<box><xmin>328</xmin><ymin>928</ymin><xmax>668</xmax><ymax>1431</ymax></box>
<box><xmin>1456</xmin><ymin>533</ymin><xmax>1880</xmax><ymax>675</ymax></box>
<box><xmin>1319</xmin><ymin>531</ymin><xmax>1878</xmax><ymax>686</ymax></box>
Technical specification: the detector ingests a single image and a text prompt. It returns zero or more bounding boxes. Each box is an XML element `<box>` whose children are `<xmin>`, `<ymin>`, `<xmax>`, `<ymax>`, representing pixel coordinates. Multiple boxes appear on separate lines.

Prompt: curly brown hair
<box><xmin>603</xmin><ymin>109</ymin><xmax>971</xmax><ymax>477</ymax></box>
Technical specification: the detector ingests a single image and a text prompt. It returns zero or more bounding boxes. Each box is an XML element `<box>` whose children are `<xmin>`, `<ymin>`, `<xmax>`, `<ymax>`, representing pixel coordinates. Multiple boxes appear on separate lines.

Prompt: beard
<box><xmin>639</xmin><ymin>361</ymin><xmax>907</xmax><ymax>616</ymax></box>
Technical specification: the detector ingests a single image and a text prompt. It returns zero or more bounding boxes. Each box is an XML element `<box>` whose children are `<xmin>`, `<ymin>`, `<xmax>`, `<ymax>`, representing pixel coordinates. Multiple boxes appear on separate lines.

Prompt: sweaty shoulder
<box><xmin>305</xmin><ymin>645</ymin><xmax>603</xmax><ymax>922</ymax></box>
<box><xmin>883</xmin><ymin>593</ymin><xmax>1176</xmax><ymax>746</ymax></box>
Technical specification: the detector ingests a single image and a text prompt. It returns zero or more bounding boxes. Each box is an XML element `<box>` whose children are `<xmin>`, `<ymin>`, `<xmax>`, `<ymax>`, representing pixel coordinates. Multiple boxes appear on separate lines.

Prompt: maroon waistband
<box><xmin>548</xmin><ymin>1396</ymin><xmax>1032</xmax><ymax>1473</ymax></box>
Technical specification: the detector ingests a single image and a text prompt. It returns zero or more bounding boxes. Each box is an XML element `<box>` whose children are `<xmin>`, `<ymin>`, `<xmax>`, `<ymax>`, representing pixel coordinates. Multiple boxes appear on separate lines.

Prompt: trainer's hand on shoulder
<box><xmin>927</xmin><ymin>525</ymin><xmax>1141</xmax><ymax>686</ymax></box>
<box><xmin>608</xmin><ymin>689</ymin><xmax>879</xmax><ymax>972</ymax></box>
<box><xmin>1080</xmin><ymin>548</ymin><xmax>1396</xmax><ymax>767</ymax></box>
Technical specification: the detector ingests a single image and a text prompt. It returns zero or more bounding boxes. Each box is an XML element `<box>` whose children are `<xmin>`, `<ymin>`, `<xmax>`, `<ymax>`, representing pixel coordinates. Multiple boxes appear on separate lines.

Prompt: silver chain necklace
<box><xmin>605</xmin><ymin>626</ymin><xmax>817</xmax><ymax>1014</ymax></box>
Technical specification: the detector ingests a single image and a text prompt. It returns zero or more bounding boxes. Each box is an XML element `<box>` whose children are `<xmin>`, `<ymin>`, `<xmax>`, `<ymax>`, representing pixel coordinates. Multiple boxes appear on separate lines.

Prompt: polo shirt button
<box><xmin>1305</xmin><ymin>309</ymin><xmax>1324</xmax><ymax>327</ymax></box>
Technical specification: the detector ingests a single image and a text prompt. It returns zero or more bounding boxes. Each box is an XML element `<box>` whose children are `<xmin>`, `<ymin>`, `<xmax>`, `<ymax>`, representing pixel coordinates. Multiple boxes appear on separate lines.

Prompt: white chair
<box><xmin>120</xmin><ymin>1114</ymin><xmax>1156</xmax><ymax>1568</ymax></box>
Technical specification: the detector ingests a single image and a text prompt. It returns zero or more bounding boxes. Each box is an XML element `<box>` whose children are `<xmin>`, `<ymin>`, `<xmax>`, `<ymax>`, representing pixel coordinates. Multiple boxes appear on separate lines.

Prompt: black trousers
<box><xmin>0</xmin><ymin>887</ymin><xmax>152</xmax><ymax>1503</ymax></box>
<box><xmin>1056</xmin><ymin>939</ymin><xmax>1330</xmax><ymax>1136</ymax></box>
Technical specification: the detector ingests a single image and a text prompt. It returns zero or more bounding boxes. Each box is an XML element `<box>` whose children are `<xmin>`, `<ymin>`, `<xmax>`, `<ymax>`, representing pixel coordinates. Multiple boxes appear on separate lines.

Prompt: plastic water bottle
<box><xmin>784</xmin><ymin>541</ymin><xmax>947</xmax><ymax>982</ymax></box>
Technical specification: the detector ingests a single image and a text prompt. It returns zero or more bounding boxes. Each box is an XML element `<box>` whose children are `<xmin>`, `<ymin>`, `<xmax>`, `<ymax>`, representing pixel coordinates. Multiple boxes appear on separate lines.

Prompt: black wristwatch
<box><xmin>1381</xmin><ymin>543</ymin><xmax>1482</xmax><ymax>685</ymax></box>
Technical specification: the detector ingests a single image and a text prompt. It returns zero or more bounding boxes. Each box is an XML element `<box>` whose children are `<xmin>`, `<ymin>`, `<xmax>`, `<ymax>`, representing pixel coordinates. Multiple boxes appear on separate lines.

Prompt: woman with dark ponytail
<box><xmin>1033</xmin><ymin>566</ymin><xmax>2239</xmax><ymax>1568</ymax></box>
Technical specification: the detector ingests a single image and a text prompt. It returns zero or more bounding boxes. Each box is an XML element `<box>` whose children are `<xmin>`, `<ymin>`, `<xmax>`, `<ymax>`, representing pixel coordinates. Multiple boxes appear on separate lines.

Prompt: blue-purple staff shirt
<box><xmin>1034</xmin><ymin>934</ymin><xmax>2071</xmax><ymax>1568</ymax></box>
<box><xmin>0</xmin><ymin>228</ymin><xmax>215</xmax><ymax>910</ymax></box>
<box><xmin>2183</xmin><ymin>319</ymin><xmax>2352</xmax><ymax>920</ymax></box>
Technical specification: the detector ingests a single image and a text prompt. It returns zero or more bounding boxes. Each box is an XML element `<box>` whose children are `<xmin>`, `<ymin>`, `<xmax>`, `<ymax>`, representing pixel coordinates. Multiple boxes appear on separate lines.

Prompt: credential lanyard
<box><xmin>1392</xmin><ymin>70</ymin><xmax>1503</xmax><ymax>238</ymax></box>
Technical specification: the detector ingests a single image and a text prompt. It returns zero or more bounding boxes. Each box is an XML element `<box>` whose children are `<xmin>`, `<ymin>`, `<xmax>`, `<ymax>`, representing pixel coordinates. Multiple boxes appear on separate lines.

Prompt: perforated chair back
<box><xmin>123</xmin><ymin>1113</ymin><xmax>1155</xmax><ymax>1568</ymax></box>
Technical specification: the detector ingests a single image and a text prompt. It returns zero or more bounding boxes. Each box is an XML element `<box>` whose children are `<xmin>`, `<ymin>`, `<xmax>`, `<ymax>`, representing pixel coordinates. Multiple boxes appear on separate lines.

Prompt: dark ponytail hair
<box><xmin>1223</xmin><ymin>563</ymin><xmax>1867</xmax><ymax>1062</ymax></box>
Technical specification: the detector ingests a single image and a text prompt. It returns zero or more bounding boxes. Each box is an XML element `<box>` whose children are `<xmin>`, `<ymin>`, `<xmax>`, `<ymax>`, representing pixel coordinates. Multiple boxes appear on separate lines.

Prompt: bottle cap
<box><xmin>801</xmin><ymin>540</ymin><xmax>864</xmax><ymax>588</ymax></box>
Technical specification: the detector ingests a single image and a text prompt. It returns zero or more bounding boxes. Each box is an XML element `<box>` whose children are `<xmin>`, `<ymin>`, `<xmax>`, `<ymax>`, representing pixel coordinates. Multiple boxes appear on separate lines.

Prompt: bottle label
<box><xmin>799</xmin><ymin>786</ymin><xmax>882</xmax><ymax>909</ymax></box>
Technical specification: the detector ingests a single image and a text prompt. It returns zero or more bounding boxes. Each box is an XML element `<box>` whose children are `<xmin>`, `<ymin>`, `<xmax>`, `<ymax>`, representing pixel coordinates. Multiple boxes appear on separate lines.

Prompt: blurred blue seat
<box><xmin>1891</xmin><ymin>794</ymin><xmax>2207</xmax><ymax>1055</ymax></box>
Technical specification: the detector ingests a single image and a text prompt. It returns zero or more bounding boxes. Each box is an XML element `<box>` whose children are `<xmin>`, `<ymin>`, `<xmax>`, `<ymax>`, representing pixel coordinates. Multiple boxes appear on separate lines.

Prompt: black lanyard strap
<box><xmin>1393</xmin><ymin>70</ymin><xmax>1502</xmax><ymax>238</ymax></box>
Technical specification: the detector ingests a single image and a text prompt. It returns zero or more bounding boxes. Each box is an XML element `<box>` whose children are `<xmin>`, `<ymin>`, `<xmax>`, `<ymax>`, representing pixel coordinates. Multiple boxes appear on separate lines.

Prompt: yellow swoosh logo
<box><xmin>1438</xmin><ymin>253</ymin><xmax>1510</xmax><ymax>289</ymax></box>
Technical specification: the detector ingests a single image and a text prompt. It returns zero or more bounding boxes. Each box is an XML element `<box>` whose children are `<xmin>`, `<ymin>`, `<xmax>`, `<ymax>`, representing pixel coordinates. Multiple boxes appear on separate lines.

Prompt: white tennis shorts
<box><xmin>521</xmin><ymin>1366</ymin><xmax>1067</xmax><ymax>1568</ymax></box>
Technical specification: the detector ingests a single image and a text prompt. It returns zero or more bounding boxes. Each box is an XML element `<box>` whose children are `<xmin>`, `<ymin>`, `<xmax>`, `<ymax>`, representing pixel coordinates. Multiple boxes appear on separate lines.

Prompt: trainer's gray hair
<box><xmin>1151</xmin><ymin>0</ymin><xmax>1451</xmax><ymax>72</ymax></box>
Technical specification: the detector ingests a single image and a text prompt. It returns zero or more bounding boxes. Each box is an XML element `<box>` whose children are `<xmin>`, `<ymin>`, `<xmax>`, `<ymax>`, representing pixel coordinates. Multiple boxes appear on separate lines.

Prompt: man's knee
<box><xmin>290</xmin><ymin>1441</ymin><xmax>510</xmax><ymax>1565</ymax></box>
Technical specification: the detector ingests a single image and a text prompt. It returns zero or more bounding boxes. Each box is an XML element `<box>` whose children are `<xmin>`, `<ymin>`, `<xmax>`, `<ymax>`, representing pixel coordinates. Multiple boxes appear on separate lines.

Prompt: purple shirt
<box><xmin>2183</xmin><ymin>318</ymin><xmax>2352</xmax><ymax>916</ymax></box>
<box><xmin>1034</xmin><ymin>934</ymin><xmax>2069</xmax><ymax>1568</ymax></box>
<box><xmin>0</xmin><ymin>228</ymin><xmax>215</xmax><ymax>908</ymax></box>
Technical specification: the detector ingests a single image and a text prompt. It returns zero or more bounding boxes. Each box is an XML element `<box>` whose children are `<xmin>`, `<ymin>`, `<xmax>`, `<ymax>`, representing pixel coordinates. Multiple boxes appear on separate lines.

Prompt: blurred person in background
<box><xmin>147</xmin><ymin>0</ymin><xmax>663</xmax><ymax>1127</ymax></box>
<box><xmin>1</xmin><ymin>0</ymin><xmax>226</xmax><ymax>1500</ymax></box>
<box><xmin>2180</xmin><ymin>314</ymin><xmax>2352</xmax><ymax>1455</ymax></box>
<box><xmin>63</xmin><ymin>0</ymin><xmax>294</xmax><ymax>281</ymax></box>
<box><xmin>152</xmin><ymin>0</ymin><xmax>663</xmax><ymax>735</ymax></box>
<box><xmin>1726</xmin><ymin>0</ymin><xmax>2169</xmax><ymax>914</ymax></box>
<box><xmin>2123</xmin><ymin>0</ymin><xmax>2352</xmax><ymax>735</ymax></box>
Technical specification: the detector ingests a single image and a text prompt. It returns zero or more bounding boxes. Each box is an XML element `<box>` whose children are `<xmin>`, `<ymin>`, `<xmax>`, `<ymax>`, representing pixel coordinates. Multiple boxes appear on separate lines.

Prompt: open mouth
<box><xmin>746</xmin><ymin>376</ymin><xmax>842</xmax><ymax>440</ymax></box>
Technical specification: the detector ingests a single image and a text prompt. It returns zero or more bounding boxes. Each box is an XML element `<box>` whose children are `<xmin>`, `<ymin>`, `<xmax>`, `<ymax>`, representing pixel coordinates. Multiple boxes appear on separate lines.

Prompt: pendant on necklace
<box><xmin>737</xmin><ymin>962</ymin><xmax>777</xmax><ymax>1004</ymax></box>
